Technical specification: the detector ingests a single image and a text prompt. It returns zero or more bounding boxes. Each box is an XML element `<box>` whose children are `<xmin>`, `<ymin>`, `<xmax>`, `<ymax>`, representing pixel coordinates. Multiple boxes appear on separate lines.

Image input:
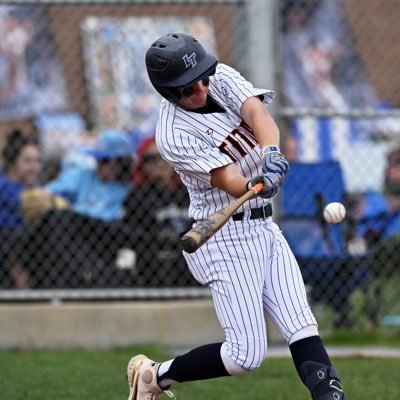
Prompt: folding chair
<box><xmin>279</xmin><ymin>161</ymin><xmax>370</xmax><ymax>327</ymax></box>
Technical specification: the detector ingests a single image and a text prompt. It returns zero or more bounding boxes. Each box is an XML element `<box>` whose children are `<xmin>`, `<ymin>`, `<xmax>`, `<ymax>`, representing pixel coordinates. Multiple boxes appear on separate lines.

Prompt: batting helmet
<box><xmin>145</xmin><ymin>33</ymin><xmax>218</xmax><ymax>102</ymax></box>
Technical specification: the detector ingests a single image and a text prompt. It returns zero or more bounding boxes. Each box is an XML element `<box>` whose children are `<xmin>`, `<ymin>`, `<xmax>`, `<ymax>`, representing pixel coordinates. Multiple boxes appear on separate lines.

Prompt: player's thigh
<box><xmin>262</xmin><ymin>222</ymin><xmax>317</xmax><ymax>340</ymax></box>
<box><xmin>184</xmin><ymin>222</ymin><xmax>268</xmax><ymax>342</ymax></box>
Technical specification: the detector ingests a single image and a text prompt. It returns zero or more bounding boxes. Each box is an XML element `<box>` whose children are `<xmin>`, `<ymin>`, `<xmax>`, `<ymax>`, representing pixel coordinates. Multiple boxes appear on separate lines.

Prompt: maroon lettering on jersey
<box><xmin>231</xmin><ymin>128</ymin><xmax>257</xmax><ymax>149</ymax></box>
<box><xmin>226</xmin><ymin>134</ymin><xmax>248</xmax><ymax>157</ymax></box>
<box><xmin>239</xmin><ymin>119</ymin><xmax>255</xmax><ymax>136</ymax></box>
<box><xmin>218</xmin><ymin>121</ymin><xmax>258</xmax><ymax>162</ymax></box>
<box><xmin>219</xmin><ymin>141</ymin><xmax>238</xmax><ymax>162</ymax></box>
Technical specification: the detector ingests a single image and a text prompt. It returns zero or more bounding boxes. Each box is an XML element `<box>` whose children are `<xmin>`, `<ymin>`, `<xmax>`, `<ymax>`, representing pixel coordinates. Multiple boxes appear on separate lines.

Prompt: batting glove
<box><xmin>246</xmin><ymin>175</ymin><xmax>279</xmax><ymax>199</ymax></box>
<box><xmin>260</xmin><ymin>145</ymin><xmax>290</xmax><ymax>184</ymax></box>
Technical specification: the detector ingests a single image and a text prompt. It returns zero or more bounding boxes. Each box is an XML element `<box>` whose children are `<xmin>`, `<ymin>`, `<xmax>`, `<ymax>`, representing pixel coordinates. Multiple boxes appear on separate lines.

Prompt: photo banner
<box><xmin>81</xmin><ymin>16</ymin><xmax>217</xmax><ymax>138</ymax></box>
<box><xmin>0</xmin><ymin>5</ymin><xmax>68</xmax><ymax>120</ymax></box>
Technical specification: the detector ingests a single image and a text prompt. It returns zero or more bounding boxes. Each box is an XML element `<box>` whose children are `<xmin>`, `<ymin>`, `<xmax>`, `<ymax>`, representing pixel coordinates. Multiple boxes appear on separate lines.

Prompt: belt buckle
<box><xmin>262</xmin><ymin>204</ymin><xmax>270</xmax><ymax>220</ymax></box>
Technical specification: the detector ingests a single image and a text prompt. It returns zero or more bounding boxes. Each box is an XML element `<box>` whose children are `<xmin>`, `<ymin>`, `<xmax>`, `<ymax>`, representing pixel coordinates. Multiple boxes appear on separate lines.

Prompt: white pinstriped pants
<box><xmin>184</xmin><ymin>217</ymin><xmax>318</xmax><ymax>371</ymax></box>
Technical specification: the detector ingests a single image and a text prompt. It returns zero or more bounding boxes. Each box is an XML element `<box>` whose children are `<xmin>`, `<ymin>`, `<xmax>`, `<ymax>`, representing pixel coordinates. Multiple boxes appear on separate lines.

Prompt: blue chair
<box><xmin>279</xmin><ymin>161</ymin><xmax>370</xmax><ymax>327</ymax></box>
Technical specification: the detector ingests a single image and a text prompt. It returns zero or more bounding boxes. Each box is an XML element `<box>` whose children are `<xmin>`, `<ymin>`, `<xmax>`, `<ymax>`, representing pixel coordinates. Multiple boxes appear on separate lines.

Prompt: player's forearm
<box><xmin>211</xmin><ymin>164</ymin><xmax>249</xmax><ymax>198</ymax></box>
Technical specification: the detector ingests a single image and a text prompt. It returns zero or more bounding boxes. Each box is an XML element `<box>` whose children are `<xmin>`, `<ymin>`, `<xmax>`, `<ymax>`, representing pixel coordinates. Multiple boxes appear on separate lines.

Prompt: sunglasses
<box><xmin>180</xmin><ymin>76</ymin><xmax>210</xmax><ymax>98</ymax></box>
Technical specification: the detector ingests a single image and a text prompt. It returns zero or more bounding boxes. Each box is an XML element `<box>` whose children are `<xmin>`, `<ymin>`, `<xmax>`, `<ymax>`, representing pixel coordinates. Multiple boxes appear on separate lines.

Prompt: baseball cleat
<box><xmin>127</xmin><ymin>354</ymin><xmax>175</xmax><ymax>400</ymax></box>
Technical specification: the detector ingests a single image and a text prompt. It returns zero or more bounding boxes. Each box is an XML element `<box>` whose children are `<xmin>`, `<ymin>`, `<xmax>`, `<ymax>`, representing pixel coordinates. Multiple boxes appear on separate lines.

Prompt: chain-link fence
<box><xmin>278</xmin><ymin>0</ymin><xmax>400</xmax><ymax>328</ymax></box>
<box><xmin>0</xmin><ymin>0</ymin><xmax>399</xmax><ymax>329</ymax></box>
<box><xmin>0</xmin><ymin>1</ymin><xmax>243</xmax><ymax>301</ymax></box>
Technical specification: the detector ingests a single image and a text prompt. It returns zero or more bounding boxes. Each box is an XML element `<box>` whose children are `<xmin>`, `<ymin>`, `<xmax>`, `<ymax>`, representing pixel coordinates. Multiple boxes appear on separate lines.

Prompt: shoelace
<box><xmin>164</xmin><ymin>389</ymin><xmax>176</xmax><ymax>399</ymax></box>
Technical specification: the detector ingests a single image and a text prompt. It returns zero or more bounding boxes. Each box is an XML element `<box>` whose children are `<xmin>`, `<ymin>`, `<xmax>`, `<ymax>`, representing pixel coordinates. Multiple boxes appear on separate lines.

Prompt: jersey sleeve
<box><xmin>212</xmin><ymin>64</ymin><xmax>276</xmax><ymax>114</ymax></box>
<box><xmin>156</xmin><ymin>127</ymin><xmax>233</xmax><ymax>185</ymax></box>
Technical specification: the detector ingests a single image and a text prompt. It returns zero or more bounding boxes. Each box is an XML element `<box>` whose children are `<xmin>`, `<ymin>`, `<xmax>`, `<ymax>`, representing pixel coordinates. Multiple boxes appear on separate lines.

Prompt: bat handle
<box><xmin>250</xmin><ymin>182</ymin><xmax>264</xmax><ymax>194</ymax></box>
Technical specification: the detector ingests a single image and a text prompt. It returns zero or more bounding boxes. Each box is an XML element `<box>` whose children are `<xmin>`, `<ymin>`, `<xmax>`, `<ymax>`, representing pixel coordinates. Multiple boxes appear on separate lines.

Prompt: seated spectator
<box><xmin>45</xmin><ymin>128</ymin><xmax>134</xmax><ymax>221</ymax></box>
<box><xmin>352</xmin><ymin>146</ymin><xmax>400</xmax><ymax>245</ymax></box>
<box><xmin>340</xmin><ymin>145</ymin><xmax>400</xmax><ymax>323</ymax></box>
<box><xmin>8</xmin><ymin>129</ymin><xmax>136</xmax><ymax>289</ymax></box>
<box><xmin>0</xmin><ymin>129</ymin><xmax>41</xmax><ymax>231</ymax></box>
<box><xmin>349</xmin><ymin>146</ymin><xmax>400</xmax><ymax>275</ymax></box>
<box><xmin>0</xmin><ymin>129</ymin><xmax>41</xmax><ymax>288</ymax></box>
<box><xmin>120</xmin><ymin>137</ymin><xmax>198</xmax><ymax>287</ymax></box>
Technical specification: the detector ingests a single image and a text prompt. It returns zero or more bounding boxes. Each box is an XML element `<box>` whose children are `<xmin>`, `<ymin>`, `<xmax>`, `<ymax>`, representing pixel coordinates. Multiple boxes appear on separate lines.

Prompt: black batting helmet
<box><xmin>145</xmin><ymin>33</ymin><xmax>218</xmax><ymax>102</ymax></box>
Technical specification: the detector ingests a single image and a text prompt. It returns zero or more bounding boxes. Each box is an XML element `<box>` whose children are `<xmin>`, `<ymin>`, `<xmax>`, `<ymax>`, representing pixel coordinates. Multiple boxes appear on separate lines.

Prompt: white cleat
<box><xmin>127</xmin><ymin>354</ymin><xmax>176</xmax><ymax>400</ymax></box>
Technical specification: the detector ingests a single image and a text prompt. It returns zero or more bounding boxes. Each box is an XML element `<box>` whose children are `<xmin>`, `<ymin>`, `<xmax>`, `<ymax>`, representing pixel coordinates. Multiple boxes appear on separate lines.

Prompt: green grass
<box><xmin>1</xmin><ymin>345</ymin><xmax>400</xmax><ymax>399</ymax></box>
<box><xmin>325</xmin><ymin>330</ymin><xmax>400</xmax><ymax>347</ymax></box>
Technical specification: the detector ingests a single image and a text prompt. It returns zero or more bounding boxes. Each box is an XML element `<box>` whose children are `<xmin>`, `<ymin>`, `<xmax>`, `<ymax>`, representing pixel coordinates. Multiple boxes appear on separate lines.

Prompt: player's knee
<box><xmin>222</xmin><ymin>358</ymin><xmax>252</xmax><ymax>376</ymax></box>
<box><xmin>242</xmin><ymin>357</ymin><xmax>265</xmax><ymax>372</ymax></box>
<box><xmin>220</xmin><ymin>340</ymin><xmax>267</xmax><ymax>375</ymax></box>
<box><xmin>243</xmin><ymin>344</ymin><xmax>268</xmax><ymax>371</ymax></box>
<box><xmin>237</xmin><ymin>338</ymin><xmax>267</xmax><ymax>371</ymax></box>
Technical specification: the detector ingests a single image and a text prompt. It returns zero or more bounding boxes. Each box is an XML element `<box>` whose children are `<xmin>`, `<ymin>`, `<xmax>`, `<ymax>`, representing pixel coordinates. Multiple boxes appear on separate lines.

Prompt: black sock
<box><xmin>289</xmin><ymin>335</ymin><xmax>331</xmax><ymax>383</ymax></box>
<box><xmin>158</xmin><ymin>343</ymin><xmax>230</xmax><ymax>383</ymax></box>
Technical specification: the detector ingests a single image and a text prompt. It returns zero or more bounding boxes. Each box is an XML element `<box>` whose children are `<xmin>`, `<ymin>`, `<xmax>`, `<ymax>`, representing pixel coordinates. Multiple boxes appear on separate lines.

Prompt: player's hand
<box><xmin>247</xmin><ymin>175</ymin><xmax>279</xmax><ymax>199</ymax></box>
<box><xmin>260</xmin><ymin>145</ymin><xmax>289</xmax><ymax>184</ymax></box>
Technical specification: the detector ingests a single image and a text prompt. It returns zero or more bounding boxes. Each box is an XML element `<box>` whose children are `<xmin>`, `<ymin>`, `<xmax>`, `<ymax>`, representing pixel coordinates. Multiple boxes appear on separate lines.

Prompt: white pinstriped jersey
<box><xmin>155</xmin><ymin>63</ymin><xmax>275</xmax><ymax>221</ymax></box>
<box><xmin>155</xmin><ymin>63</ymin><xmax>318</xmax><ymax>361</ymax></box>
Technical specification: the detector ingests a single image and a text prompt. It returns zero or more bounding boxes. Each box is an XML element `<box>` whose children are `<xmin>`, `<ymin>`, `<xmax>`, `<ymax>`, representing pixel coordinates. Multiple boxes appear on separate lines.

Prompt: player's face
<box><xmin>177</xmin><ymin>76</ymin><xmax>209</xmax><ymax>110</ymax></box>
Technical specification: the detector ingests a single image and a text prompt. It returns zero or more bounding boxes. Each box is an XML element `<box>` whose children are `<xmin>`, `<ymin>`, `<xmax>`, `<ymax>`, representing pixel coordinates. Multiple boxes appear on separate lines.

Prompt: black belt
<box><xmin>232</xmin><ymin>203</ymin><xmax>272</xmax><ymax>221</ymax></box>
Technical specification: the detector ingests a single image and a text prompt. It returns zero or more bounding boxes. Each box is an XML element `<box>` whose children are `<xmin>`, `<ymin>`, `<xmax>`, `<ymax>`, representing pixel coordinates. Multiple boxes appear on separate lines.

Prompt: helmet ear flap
<box><xmin>154</xmin><ymin>86</ymin><xmax>181</xmax><ymax>103</ymax></box>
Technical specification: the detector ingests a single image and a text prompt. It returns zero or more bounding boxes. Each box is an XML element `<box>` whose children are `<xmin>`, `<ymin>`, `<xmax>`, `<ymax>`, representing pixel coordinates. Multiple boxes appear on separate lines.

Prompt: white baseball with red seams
<box><xmin>323</xmin><ymin>202</ymin><xmax>346</xmax><ymax>224</ymax></box>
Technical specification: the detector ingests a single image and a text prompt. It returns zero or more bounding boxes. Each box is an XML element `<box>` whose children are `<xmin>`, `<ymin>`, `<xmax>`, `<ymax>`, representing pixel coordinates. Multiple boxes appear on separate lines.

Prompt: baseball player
<box><xmin>126</xmin><ymin>33</ymin><xmax>346</xmax><ymax>400</ymax></box>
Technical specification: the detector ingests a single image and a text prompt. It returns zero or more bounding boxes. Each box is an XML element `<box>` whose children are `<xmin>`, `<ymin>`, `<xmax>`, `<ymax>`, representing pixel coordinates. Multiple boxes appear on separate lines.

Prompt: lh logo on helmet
<box><xmin>183</xmin><ymin>52</ymin><xmax>197</xmax><ymax>68</ymax></box>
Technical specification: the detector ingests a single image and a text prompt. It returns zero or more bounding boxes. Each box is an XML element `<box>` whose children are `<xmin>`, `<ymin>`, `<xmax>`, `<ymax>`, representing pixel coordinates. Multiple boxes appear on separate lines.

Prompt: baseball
<box><xmin>323</xmin><ymin>202</ymin><xmax>346</xmax><ymax>224</ymax></box>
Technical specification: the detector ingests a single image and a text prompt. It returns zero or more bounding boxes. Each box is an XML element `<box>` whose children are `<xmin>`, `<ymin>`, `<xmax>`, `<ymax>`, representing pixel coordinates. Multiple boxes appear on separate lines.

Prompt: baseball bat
<box><xmin>180</xmin><ymin>183</ymin><xmax>264</xmax><ymax>253</ymax></box>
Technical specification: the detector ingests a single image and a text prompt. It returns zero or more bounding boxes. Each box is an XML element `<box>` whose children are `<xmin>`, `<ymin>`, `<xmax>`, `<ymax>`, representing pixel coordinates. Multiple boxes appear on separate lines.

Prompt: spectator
<box><xmin>0</xmin><ymin>129</ymin><xmax>41</xmax><ymax>288</ymax></box>
<box><xmin>0</xmin><ymin>129</ymin><xmax>41</xmax><ymax>231</ymax></box>
<box><xmin>348</xmin><ymin>146</ymin><xmax>400</xmax><ymax>279</ymax></box>
<box><xmin>11</xmin><ymin>129</ymin><xmax>136</xmax><ymax>288</ymax></box>
<box><xmin>121</xmin><ymin>137</ymin><xmax>198</xmax><ymax>287</ymax></box>
<box><xmin>344</xmin><ymin>145</ymin><xmax>400</xmax><ymax>323</ymax></box>
<box><xmin>45</xmin><ymin>128</ymin><xmax>134</xmax><ymax>221</ymax></box>
<box><xmin>352</xmin><ymin>146</ymin><xmax>400</xmax><ymax>246</ymax></box>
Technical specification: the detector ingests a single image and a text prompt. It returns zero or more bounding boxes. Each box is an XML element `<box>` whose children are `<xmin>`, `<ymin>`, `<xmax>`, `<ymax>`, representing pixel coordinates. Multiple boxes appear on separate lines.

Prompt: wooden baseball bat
<box><xmin>180</xmin><ymin>183</ymin><xmax>264</xmax><ymax>253</ymax></box>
